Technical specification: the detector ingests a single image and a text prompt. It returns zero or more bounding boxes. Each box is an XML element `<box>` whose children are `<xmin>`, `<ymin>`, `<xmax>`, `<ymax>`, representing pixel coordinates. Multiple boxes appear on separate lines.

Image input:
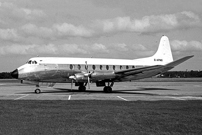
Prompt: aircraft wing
<box><xmin>114</xmin><ymin>65</ymin><xmax>162</xmax><ymax>77</ymax></box>
<box><xmin>113</xmin><ymin>55</ymin><xmax>194</xmax><ymax>79</ymax></box>
<box><xmin>164</xmin><ymin>55</ymin><xmax>194</xmax><ymax>68</ymax></box>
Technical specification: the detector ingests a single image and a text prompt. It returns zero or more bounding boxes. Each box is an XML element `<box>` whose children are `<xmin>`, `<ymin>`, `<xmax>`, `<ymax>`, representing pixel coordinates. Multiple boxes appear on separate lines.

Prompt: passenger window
<box><xmin>120</xmin><ymin>65</ymin><xmax>122</xmax><ymax>70</ymax></box>
<box><xmin>85</xmin><ymin>65</ymin><xmax>88</xmax><ymax>70</ymax></box>
<box><xmin>92</xmin><ymin>65</ymin><xmax>96</xmax><ymax>70</ymax></box>
<box><xmin>106</xmin><ymin>65</ymin><xmax>109</xmax><ymax>70</ymax></box>
<box><xmin>132</xmin><ymin>66</ymin><xmax>135</xmax><ymax>68</ymax></box>
<box><xmin>77</xmin><ymin>65</ymin><xmax>81</xmax><ymax>70</ymax></box>
<box><xmin>100</xmin><ymin>65</ymin><xmax>102</xmax><ymax>70</ymax></box>
<box><xmin>70</xmin><ymin>64</ymin><xmax>73</xmax><ymax>69</ymax></box>
<box><xmin>113</xmin><ymin>65</ymin><xmax>115</xmax><ymax>70</ymax></box>
<box><xmin>126</xmin><ymin>65</ymin><xmax>129</xmax><ymax>69</ymax></box>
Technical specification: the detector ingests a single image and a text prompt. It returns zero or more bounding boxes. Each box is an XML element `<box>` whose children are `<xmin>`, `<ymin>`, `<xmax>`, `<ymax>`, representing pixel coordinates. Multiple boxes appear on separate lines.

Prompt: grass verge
<box><xmin>0</xmin><ymin>100</ymin><xmax>202</xmax><ymax>135</ymax></box>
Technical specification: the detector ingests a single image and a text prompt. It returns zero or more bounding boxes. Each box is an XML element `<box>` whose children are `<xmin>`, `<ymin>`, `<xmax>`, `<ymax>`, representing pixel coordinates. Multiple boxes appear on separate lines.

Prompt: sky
<box><xmin>0</xmin><ymin>0</ymin><xmax>202</xmax><ymax>72</ymax></box>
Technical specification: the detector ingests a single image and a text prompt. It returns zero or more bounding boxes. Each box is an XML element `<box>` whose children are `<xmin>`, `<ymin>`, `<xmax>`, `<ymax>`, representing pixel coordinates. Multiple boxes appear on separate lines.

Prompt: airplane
<box><xmin>11</xmin><ymin>36</ymin><xmax>193</xmax><ymax>94</ymax></box>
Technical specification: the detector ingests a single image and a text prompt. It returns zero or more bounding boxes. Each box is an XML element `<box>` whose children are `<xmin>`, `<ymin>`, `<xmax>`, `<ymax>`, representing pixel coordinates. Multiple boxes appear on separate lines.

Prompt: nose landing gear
<box><xmin>35</xmin><ymin>88</ymin><xmax>41</xmax><ymax>94</ymax></box>
<box><xmin>35</xmin><ymin>85</ymin><xmax>41</xmax><ymax>94</ymax></box>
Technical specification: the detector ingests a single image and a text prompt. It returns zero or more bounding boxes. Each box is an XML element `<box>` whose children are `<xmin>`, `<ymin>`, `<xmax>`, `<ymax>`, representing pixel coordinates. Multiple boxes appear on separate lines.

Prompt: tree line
<box><xmin>0</xmin><ymin>72</ymin><xmax>13</xmax><ymax>79</ymax></box>
<box><xmin>160</xmin><ymin>70</ymin><xmax>202</xmax><ymax>78</ymax></box>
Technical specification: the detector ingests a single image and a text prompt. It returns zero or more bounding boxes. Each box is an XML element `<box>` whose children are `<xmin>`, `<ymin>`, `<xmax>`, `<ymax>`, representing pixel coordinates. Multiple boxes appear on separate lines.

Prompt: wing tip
<box><xmin>186</xmin><ymin>55</ymin><xmax>194</xmax><ymax>59</ymax></box>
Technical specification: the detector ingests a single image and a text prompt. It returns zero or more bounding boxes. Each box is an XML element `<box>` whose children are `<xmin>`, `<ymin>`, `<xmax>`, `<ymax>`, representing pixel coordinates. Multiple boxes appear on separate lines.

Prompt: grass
<box><xmin>0</xmin><ymin>100</ymin><xmax>202</xmax><ymax>135</ymax></box>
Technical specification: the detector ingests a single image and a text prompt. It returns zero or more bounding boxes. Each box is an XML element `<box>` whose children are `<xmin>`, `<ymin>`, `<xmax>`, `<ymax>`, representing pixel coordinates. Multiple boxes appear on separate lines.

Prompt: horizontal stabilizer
<box><xmin>165</xmin><ymin>55</ymin><xmax>194</xmax><ymax>68</ymax></box>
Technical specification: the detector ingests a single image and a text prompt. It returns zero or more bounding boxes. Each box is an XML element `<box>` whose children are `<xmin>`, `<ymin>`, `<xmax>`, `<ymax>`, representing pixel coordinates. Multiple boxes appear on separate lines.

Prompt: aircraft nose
<box><xmin>11</xmin><ymin>69</ymin><xmax>19</xmax><ymax>79</ymax></box>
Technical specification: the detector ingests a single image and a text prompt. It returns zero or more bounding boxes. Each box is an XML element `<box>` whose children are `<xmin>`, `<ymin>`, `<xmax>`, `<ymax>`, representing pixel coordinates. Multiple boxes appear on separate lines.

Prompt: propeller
<box><xmin>85</xmin><ymin>61</ymin><xmax>93</xmax><ymax>89</ymax></box>
<box><xmin>69</xmin><ymin>61</ymin><xmax>93</xmax><ymax>90</ymax></box>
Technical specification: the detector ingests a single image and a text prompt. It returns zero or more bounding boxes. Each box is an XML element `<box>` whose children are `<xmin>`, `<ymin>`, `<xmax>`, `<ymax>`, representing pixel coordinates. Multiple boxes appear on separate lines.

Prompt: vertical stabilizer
<box><xmin>151</xmin><ymin>36</ymin><xmax>173</xmax><ymax>64</ymax></box>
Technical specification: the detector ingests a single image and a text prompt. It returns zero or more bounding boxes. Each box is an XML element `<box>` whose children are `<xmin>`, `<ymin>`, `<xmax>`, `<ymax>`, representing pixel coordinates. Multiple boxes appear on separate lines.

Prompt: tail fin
<box><xmin>151</xmin><ymin>36</ymin><xmax>173</xmax><ymax>64</ymax></box>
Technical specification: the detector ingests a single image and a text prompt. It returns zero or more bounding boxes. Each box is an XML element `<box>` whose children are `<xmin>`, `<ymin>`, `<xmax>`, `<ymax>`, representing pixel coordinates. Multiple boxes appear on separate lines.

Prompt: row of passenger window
<box><xmin>69</xmin><ymin>64</ymin><xmax>136</xmax><ymax>70</ymax></box>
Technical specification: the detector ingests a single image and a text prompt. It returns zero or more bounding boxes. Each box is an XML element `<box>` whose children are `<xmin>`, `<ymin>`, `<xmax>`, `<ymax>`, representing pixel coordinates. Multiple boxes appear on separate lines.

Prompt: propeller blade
<box><xmin>87</xmin><ymin>76</ymin><xmax>90</xmax><ymax>89</ymax></box>
<box><xmin>85</xmin><ymin>61</ymin><xmax>88</xmax><ymax>73</ymax></box>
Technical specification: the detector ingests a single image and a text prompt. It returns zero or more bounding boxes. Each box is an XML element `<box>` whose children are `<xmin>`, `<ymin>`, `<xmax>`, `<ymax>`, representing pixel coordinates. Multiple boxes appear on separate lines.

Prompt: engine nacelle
<box><xmin>72</xmin><ymin>73</ymin><xmax>88</xmax><ymax>82</ymax></box>
<box><xmin>71</xmin><ymin>71</ymin><xmax>116</xmax><ymax>82</ymax></box>
<box><xmin>91</xmin><ymin>72</ymin><xmax>115</xmax><ymax>80</ymax></box>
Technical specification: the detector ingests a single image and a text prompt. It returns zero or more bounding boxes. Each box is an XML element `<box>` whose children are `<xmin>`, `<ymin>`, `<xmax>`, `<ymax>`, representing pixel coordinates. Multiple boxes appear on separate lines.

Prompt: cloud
<box><xmin>0</xmin><ymin>43</ymin><xmax>93</xmax><ymax>55</ymax></box>
<box><xmin>53</xmin><ymin>23</ymin><xmax>93</xmax><ymax>37</ymax></box>
<box><xmin>95</xmin><ymin>11</ymin><xmax>201</xmax><ymax>33</ymax></box>
<box><xmin>21</xmin><ymin>23</ymin><xmax>53</xmax><ymax>38</ymax></box>
<box><xmin>5</xmin><ymin>9</ymin><xmax>200</xmax><ymax>40</ymax></box>
<box><xmin>115</xmin><ymin>43</ymin><xmax>128</xmax><ymax>51</ymax></box>
<box><xmin>91</xmin><ymin>43</ymin><xmax>109</xmax><ymax>52</ymax></box>
<box><xmin>131</xmin><ymin>44</ymin><xmax>147</xmax><ymax>51</ymax></box>
<box><xmin>0</xmin><ymin>28</ymin><xmax>19</xmax><ymax>41</ymax></box>
<box><xmin>0</xmin><ymin>44</ymin><xmax>58</xmax><ymax>55</ymax></box>
<box><xmin>59</xmin><ymin>44</ymin><xmax>88</xmax><ymax>54</ymax></box>
<box><xmin>171</xmin><ymin>40</ymin><xmax>202</xmax><ymax>51</ymax></box>
<box><xmin>0</xmin><ymin>1</ymin><xmax>46</xmax><ymax>23</ymax></box>
<box><xmin>21</xmin><ymin>8</ymin><xmax>46</xmax><ymax>18</ymax></box>
<box><xmin>0</xmin><ymin>44</ymin><xmax>35</xmax><ymax>55</ymax></box>
<box><xmin>20</xmin><ymin>23</ymin><xmax>94</xmax><ymax>38</ymax></box>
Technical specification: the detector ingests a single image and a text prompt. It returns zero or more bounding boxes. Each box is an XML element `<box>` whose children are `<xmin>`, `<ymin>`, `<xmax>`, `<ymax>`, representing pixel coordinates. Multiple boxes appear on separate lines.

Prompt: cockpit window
<box><xmin>32</xmin><ymin>61</ymin><xmax>37</xmax><ymax>64</ymax></box>
<box><xmin>27</xmin><ymin>60</ymin><xmax>37</xmax><ymax>64</ymax></box>
<box><xmin>27</xmin><ymin>60</ymin><xmax>32</xmax><ymax>64</ymax></box>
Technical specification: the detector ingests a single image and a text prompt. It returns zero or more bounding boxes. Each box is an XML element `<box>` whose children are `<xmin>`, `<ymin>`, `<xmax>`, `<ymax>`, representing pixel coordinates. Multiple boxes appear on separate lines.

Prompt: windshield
<box><xmin>27</xmin><ymin>60</ymin><xmax>37</xmax><ymax>64</ymax></box>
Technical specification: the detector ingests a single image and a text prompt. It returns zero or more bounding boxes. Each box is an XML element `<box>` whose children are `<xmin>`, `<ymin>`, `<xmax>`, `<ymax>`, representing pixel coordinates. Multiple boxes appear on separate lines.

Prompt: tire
<box><xmin>78</xmin><ymin>86</ymin><xmax>86</xmax><ymax>92</ymax></box>
<box><xmin>103</xmin><ymin>86</ymin><xmax>112</xmax><ymax>93</ymax></box>
<box><xmin>35</xmin><ymin>89</ymin><xmax>41</xmax><ymax>94</ymax></box>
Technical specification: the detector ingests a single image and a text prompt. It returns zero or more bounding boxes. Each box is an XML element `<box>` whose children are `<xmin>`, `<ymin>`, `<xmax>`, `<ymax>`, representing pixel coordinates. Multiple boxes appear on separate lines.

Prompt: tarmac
<box><xmin>0</xmin><ymin>79</ymin><xmax>202</xmax><ymax>101</ymax></box>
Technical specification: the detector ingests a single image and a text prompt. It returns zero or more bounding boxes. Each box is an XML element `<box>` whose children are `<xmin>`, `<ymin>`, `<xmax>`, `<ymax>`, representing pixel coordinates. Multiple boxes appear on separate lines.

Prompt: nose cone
<box><xmin>11</xmin><ymin>69</ymin><xmax>18</xmax><ymax>79</ymax></box>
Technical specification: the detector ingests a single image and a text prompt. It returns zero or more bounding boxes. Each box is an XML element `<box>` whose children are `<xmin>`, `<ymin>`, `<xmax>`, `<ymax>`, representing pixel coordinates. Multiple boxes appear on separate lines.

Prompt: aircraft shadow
<box><xmin>17</xmin><ymin>87</ymin><xmax>177</xmax><ymax>96</ymax></box>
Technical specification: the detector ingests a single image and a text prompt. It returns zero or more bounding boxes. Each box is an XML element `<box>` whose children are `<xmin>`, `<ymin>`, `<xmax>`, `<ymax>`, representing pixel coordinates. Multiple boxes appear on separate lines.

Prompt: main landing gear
<box><xmin>78</xmin><ymin>82</ymin><xmax>86</xmax><ymax>92</ymax></box>
<box><xmin>103</xmin><ymin>86</ymin><xmax>112</xmax><ymax>93</ymax></box>
<box><xmin>103</xmin><ymin>82</ymin><xmax>114</xmax><ymax>93</ymax></box>
<box><xmin>78</xmin><ymin>85</ymin><xmax>86</xmax><ymax>92</ymax></box>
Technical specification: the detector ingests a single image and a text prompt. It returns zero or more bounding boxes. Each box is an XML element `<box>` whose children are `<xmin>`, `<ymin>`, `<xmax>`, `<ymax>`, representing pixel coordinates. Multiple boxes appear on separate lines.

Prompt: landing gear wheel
<box><xmin>78</xmin><ymin>86</ymin><xmax>86</xmax><ymax>92</ymax></box>
<box><xmin>35</xmin><ymin>88</ymin><xmax>41</xmax><ymax>94</ymax></box>
<box><xmin>103</xmin><ymin>86</ymin><xmax>112</xmax><ymax>93</ymax></box>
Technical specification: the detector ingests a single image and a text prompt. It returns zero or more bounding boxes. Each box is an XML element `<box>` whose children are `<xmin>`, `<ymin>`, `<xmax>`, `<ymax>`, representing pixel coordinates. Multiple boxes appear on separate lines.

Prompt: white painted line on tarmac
<box><xmin>14</xmin><ymin>94</ymin><xmax>29</xmax><ymax>100</ymax></box>
<box><xmin>68</xmin><ymin>95</ymin><xmax>71</xmax><ymax>100</ymax></box>
<box><xmin>117</xmin><ymin>96</ymin><xmax>128</xmax><ymax>101</ymax></box>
